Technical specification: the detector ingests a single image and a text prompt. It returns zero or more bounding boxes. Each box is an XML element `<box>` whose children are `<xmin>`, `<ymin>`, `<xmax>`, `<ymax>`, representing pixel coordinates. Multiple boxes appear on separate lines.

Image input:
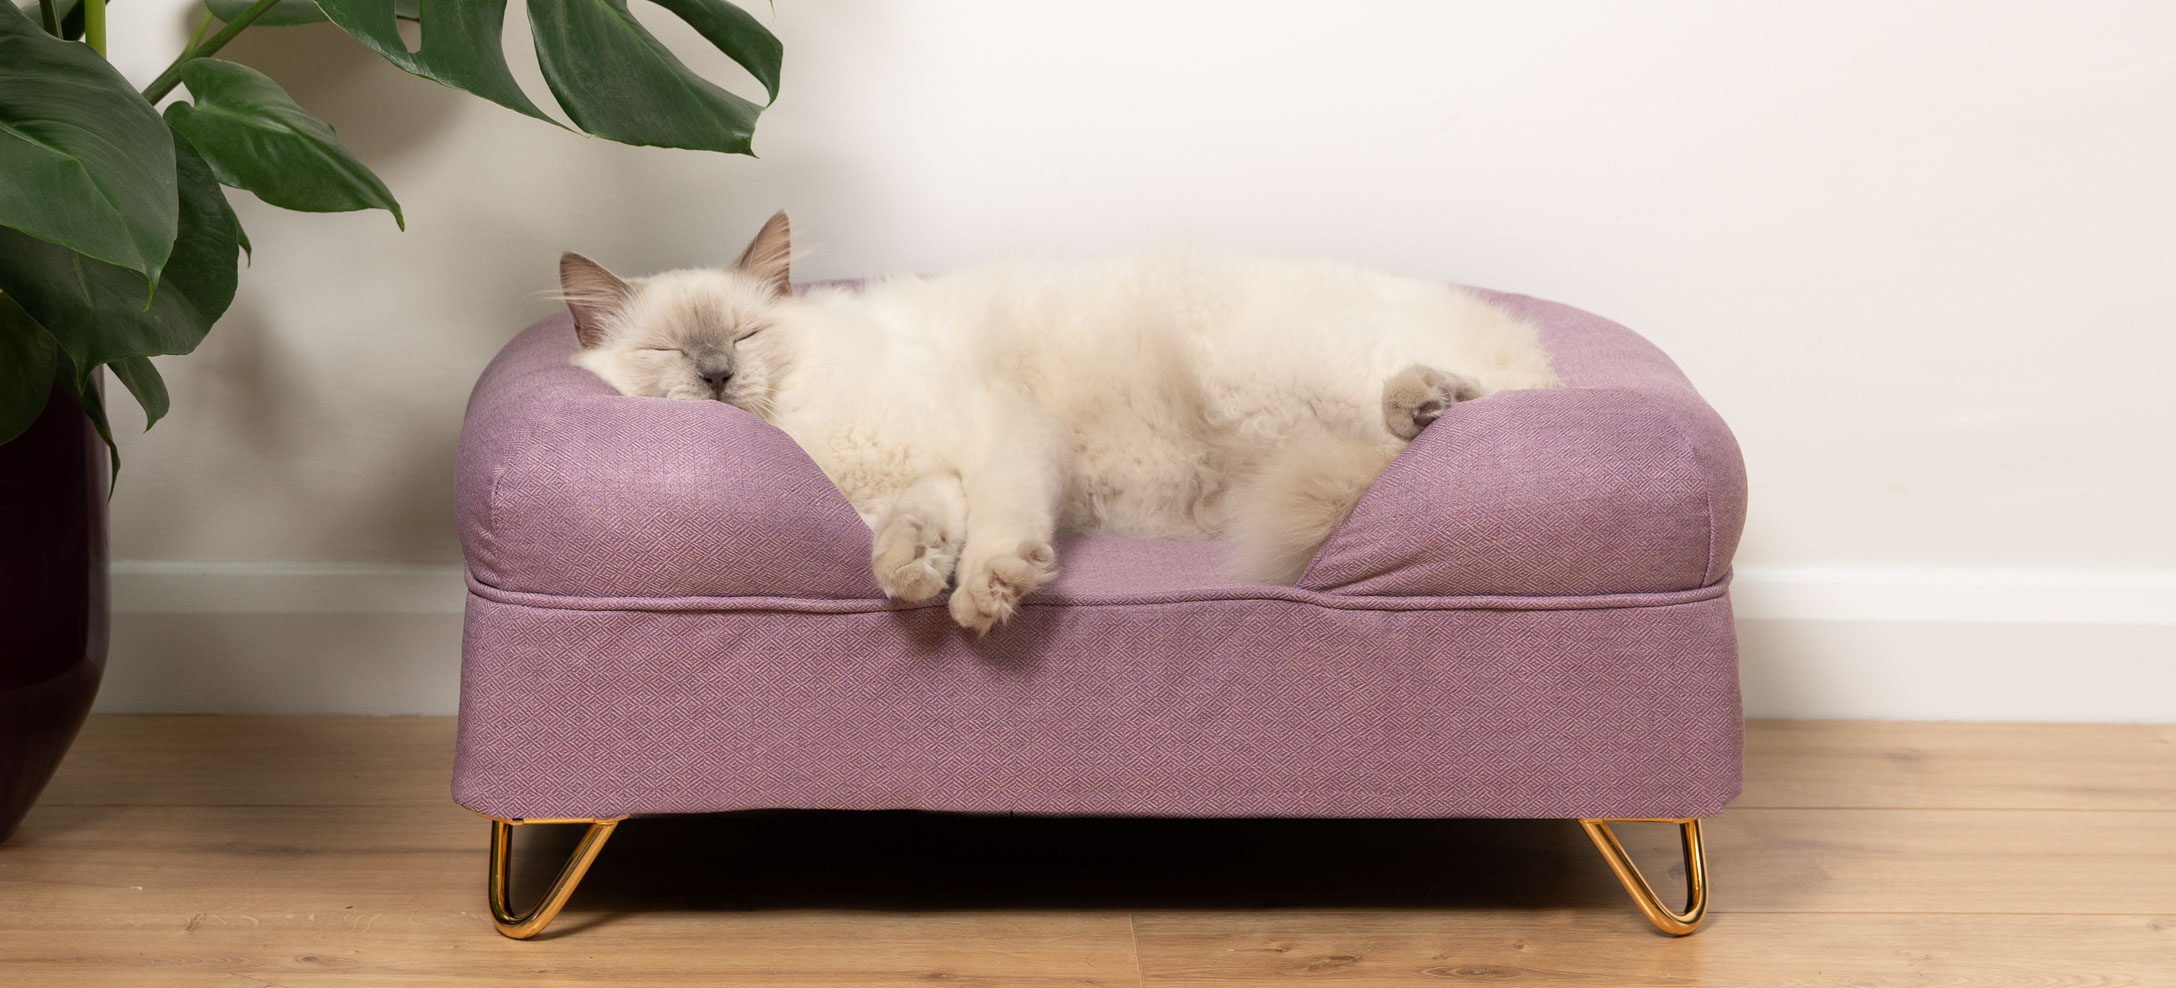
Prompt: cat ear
<box><xmin>734</xmin><ymin>210</ymin><xmax>792</xmax><ymax>297</ymax></box>
<box><xmin>559</xmin><ymin>252</ymin><xmax>632</xmax><ymax>348</ymax></box>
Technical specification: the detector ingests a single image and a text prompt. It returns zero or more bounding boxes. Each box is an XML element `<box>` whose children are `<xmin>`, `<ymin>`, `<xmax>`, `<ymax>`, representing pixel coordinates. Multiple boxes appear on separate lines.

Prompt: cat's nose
<box><xmin>701</xmin><ymin>369</ymin><xmax>732</xmax><ymax>394</ymax></box>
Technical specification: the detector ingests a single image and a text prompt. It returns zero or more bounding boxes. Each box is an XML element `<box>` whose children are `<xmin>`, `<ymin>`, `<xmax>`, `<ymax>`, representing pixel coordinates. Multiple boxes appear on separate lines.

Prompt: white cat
<box><xmin>564</xmin><ymin>212</ymin><xmax>1558</xmax><ymax>634</ymax></box>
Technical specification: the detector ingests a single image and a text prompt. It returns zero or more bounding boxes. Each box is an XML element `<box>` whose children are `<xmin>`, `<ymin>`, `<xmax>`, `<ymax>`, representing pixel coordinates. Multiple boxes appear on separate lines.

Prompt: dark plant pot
<box><xmin>0</xmin><ymin>379</ymin><xmax>108</xmax><ymax>842</ymax></box>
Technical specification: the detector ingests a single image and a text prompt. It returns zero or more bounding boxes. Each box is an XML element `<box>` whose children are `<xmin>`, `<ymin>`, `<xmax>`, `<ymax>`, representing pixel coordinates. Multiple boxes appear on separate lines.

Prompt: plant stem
<box><xmin>140</xmin><ymin>0</ymin><xmax>287</xmax><ymax>103</ymax></box>
<box><xmin>82</xmin><ymin>0</ymin><xmax>104</xmax><ymax>55</ymax></box>
<box><xmin>37</xmin><ymin>0</ymin><xmax>58</xmax><ymax>35</ymax></box>
<box><xmin>187</xmin><ymin>11</ymin><xmax>215</xmax><ymax>50</ymax></box>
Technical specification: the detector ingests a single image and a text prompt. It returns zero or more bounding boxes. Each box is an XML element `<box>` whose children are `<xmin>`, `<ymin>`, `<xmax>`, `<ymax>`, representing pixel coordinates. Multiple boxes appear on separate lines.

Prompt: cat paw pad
<box><xmin>872</xmin><ymin>515</ymin><xmax>956</xmax><ymax>603</ymax></box>
<box><xmin>948</xmin><ymin>540</ymin><xmax>1058</xmax><ymax>635</ymax></box>
<box><xmin>1382</xmin><ymin>364</ymin><xmax>1484</xmax><ymax>440</ymax></box>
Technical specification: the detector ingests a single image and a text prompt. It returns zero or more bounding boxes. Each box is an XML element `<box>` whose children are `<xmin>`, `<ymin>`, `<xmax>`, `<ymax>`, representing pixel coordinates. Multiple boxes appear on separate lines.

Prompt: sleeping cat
<box><xmin>563</xmin><ymin>212</ymin><xmax>1558</xmax><ymax>634</ymax></box>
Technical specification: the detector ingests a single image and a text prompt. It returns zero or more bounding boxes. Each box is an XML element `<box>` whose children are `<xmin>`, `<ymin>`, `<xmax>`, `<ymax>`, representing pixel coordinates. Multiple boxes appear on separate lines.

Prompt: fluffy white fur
<box><xmin>567</xmin><ymin>212</ymin><xmax>1557</xmax><ymax>634</ymax></box>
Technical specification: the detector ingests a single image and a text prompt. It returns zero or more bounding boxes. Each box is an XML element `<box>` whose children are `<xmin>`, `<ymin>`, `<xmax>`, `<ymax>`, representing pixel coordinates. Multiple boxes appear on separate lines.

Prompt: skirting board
<box><xmin>94</xmin><ymin>562</ymin><xmax>2176</xmax><ymax>720</ymax></box>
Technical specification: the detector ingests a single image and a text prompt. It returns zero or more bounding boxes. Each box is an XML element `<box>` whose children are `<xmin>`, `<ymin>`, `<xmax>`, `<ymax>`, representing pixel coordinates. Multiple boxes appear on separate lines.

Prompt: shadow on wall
<box><xmin>194</xmin><ymin>18</ymin><xmax>466</xmax><ymax>165</ymax></box>
<box><xmin>128</xmin><ymin>5</ymin><xmax>895</xmax><ymax>563</ymax></box>
<box><xmin>151</xmin><ymin>18</ymin><xmax>505</xmax><ymax>561</ymax></box>
<box><xmin>571</xmin><ymin>0</ymin><xmax>908</xmax><ymax>277</ymax></box>
<box><xmin>135</xmin><ymin>275</ymin><xmax>467</xmax><ymax>562</ymax></box>
<box><xmin>173</xmin><ymin>305</ymin><xmax>312</xmax><ymax>463</ymax></box>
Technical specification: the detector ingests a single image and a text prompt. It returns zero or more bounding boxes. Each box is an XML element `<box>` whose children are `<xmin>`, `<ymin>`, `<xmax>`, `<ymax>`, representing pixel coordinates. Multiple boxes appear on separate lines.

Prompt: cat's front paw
<box><xmin>947</xmin><ymin>540</ymin><xmax>1057</xmax><ymax>636</ymax></box>
<box><xmin>872</xmin><ymin>514</ymin><xmax>957</xmax><ymax>603</ymax></box>
<box><xmin>1382</xmin><ymin>364</ymin><xmax>1484</xmax><ymax>440</ymax></box>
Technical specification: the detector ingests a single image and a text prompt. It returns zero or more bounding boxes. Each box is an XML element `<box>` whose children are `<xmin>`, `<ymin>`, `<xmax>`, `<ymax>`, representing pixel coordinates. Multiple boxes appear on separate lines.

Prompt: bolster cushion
<box><xmin>460</xmin><ymin>293</ymin><xmax>1744</xmax><ymax>602</ymax></box>
<box><xmin>1300</xmin><ymin>291</ymin><xmax>1748</xmax><ymax>598</ymax></box>
<box><xmin>456</xmin><ymin>314</ymin><xmax>880</xmax><ymax>601</ymax></box>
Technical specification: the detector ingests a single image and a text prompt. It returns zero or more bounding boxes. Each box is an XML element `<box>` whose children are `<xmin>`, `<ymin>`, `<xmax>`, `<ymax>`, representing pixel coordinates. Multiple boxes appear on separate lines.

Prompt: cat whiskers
<box><xmin>733</xmin><ymin>389</ymin><xmax>779</xmax><ymax>420</ymax></box>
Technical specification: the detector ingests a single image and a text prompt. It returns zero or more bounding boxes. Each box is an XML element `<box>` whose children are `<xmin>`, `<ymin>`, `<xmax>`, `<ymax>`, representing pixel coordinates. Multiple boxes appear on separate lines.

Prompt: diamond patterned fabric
<box><xmin>453</xmin><ymin>288</ymin><xmax>1746</xmax><ymax>820</ymax></box>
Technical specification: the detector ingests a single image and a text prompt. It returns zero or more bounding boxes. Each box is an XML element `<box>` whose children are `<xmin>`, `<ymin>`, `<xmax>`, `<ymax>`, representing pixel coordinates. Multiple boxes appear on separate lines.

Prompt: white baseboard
<box><xmin>101</xmin><ymin>562</ymin><xmax>463</xmax><ymax>716</ymax></box>
<box><xmin>95</xmin><ymin>562</ymin><xmax>2176</xmax><ymax>721</ymax></box>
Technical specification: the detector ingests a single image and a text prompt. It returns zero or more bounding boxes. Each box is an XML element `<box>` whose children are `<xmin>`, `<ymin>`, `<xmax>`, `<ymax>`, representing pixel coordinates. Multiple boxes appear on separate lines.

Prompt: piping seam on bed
<box><xmin>462</xmin><ymin>570</ymin><xmax>1733</xmax><ymax>615</ymax></box>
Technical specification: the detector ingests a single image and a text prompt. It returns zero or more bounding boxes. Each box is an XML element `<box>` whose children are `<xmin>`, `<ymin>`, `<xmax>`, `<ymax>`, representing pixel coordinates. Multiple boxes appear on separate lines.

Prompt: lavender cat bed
<box><xmin>452</xmin><ymin>288</ymin><xmax>1747</xmax><ymax>938</ymax></box>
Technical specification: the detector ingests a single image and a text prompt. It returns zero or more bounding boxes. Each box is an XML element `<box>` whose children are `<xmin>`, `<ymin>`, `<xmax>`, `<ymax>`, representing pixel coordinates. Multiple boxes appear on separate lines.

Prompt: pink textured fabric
<box><xmin>1301</xmin><ymin>291</ymin><xmax>1747</xmax><ymax>596</ymax></box>
<box><xmin>458</xmin><ymin>314</ymin><xmax>875</xmax><ymax>601</ymax></box>
<box><xmin>453</xmin><ymin>288</ymin><xmax>1747</xmax><ymax>820</ymax></box>
<box><xmin>455</xmin><ymin>585</ymin><xmax>1741</xmax><ymax>819</ymax></box>
<box><xmin>461</xmin><ymin>295</ymin><xmax>1745</xmax><ymax>602</ymax></box>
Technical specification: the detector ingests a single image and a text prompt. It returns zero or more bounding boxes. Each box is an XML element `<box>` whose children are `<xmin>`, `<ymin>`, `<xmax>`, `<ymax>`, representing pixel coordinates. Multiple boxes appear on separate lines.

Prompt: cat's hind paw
<box><xmin>1382</xmin><ymin>364</ymin><xmax>1484</xmax><ymax>440</ymax></box>
<box><xmin>947</xmin><ymin>540</ymin><xmax>1057</xmax><ymax>636</ymax></box>
<box><xmin>872</xmin><ymin>514</ymin><xmax>958</xmax><ymax>604</ymax></box>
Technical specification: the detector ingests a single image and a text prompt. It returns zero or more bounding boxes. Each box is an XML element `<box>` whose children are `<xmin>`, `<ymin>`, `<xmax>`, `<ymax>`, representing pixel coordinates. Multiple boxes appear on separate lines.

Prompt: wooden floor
<box><xmin>4</xmin><ymin>718</ymin><xmax>2173</xmax><ymax>986</ymax></box>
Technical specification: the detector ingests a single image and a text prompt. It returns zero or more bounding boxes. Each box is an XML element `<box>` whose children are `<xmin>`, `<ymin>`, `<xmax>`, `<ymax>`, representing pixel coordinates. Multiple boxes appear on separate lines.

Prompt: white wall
<box><xmin>94</xmin><ymin>1</ymin><xmax>2175</xmax><ymax>718</ymax></box>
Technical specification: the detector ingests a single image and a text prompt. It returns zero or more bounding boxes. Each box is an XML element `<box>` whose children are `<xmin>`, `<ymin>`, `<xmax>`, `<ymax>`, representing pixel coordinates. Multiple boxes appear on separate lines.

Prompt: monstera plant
<box><xmin>0</xmin><ymin>0</ymin><xmax>780</xmax><ymax>843</ymax></box>
<box><xmin>1</xmin><ymin>0</ymin><xmax>782</xmax><ymax>463</ymax></box>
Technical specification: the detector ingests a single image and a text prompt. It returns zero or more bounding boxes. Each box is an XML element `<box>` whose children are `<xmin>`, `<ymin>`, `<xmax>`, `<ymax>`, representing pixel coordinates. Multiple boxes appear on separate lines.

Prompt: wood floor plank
<box><xmin>0</xmin><ymin>912</ymin><xmax>1144</xmax><ymax>988</ymax></box>
<box><xmin>1741</xmin><ymin>720</ymin><xmax>2176</xmax><ymax>810</ymax></box>
<box><xmin>43</xmin><ymin>717</ymin><xmax>2176</xmax><ymax>813</ymax></box>
<box><xmin>9</xmin><ymin>803</ymin><xmax>2175</xmax><ymax>918</ymax></box>
<box><xmin>1131</xmin><ymin>911</ymin><xmax>2176</xmax><ymax>987</ymax></box>
<box><xmin>36</xmin><ymin>715</ymin><xmax>457</xmax><ymax>807</ymax></box>
<box><xmin>3</xmin><ymin>807</ymin><xmax>1140</xmax><ymax>987</ymax></box>
<box><xmin>1705</xmin><ymin>808</ymin><xmax>2176</xmax><ymax>914</ymax></box>
<box><xmin>7</xmin><ymin>716</ymin><xmax>2176</xmax><ymax>986</ymax></box>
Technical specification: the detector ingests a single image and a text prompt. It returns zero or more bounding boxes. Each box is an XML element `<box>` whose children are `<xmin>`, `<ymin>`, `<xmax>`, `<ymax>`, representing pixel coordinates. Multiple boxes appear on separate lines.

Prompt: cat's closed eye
<box><xmin>736</xmin><ymin>327</ymin><xmax>766</xmax><ymax>343</ymax></box>
<box><xmin>642</xmin><ymin>346</ymin><xmax>684</xmax><ymax>354</ymax></box>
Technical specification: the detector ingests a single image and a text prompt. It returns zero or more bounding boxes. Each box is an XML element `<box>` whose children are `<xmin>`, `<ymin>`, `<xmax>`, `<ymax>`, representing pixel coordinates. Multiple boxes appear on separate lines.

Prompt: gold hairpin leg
<box><xmin>1578</xmin><ymin>817</ymin><xmax>1708</xmax><ymax>935</ymax></box>
<box><xmin>487</xmin><ymin>816</ymin><xmax>622</xmax><ymax>939</ymax></box>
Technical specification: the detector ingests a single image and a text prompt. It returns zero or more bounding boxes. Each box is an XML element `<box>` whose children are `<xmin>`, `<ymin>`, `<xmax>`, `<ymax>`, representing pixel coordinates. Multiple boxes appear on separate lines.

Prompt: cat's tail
<box><xmin>1222</xmin><ymin>434</ymin><xmax>1401</xmax><ymax>585</ymax></box>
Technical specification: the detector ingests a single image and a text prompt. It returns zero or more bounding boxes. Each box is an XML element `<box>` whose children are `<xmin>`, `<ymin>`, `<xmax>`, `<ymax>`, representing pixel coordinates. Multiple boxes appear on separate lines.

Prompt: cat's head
<box><xmin>561</xmin><ymin>211</ymin><xmax>795</xmax><ymax>415</ymax></box>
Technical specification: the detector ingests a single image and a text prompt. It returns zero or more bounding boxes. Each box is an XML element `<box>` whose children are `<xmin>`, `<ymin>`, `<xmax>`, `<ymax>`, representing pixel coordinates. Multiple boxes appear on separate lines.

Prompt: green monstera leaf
<box><xmin>530</xmin><ymin>0</ymin><xmax>779</xmax><ymax>153</ymax></box>
<box><xmin>0</xmin><ymin>130</ymin><xmax>241</xmax><ymax>384</ymax></box>
<box><xmin>2</xmin><ymin>0</ymin><xmax>783</xmax><ymax>472</ymax></box>
<box><xmin>313</xmin><ymin>0</ymin><xmax>780</xmax><ymax>153</ymax></box>
<box><xmin>0</xmin><ymin>293</ymin><xmax>59</xmax><ymax>445</ymax></box>
<box><xmin>204</xmin><ymin>0</ymin><xmax>332</xmax><ymax>27</ymax></box>
<box><xmin>164</xmin><ymin>59</ymin><xmax>402</xmax><ymax>225</ymax></box>
<box><xmin>18</xmin><ymin>0</ymin><xmax>93</xmax><ymax>42</ymax></box>
<box><xmin>61</xmin><ymin>354</ymin><xmax>119</xmax><ymax>481</ymax></box>
<box><xmin>315</xmin><ymin>0</ymin><xmax>548</xmax><ymax>120</ymax></box>
<box><xmin>203</xmin><ymin>0</ymin><xmax>419</xmax><ymax>28</ymax></box>
<box><xmin>108</xmin><ymin>354</ymin><xmax>169</xmax><ymax>430</ymax></box>
<box><xmin>0</xmin><ymin>2</ymin><xmax>179</xmax><ymax>287</ymax></box>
